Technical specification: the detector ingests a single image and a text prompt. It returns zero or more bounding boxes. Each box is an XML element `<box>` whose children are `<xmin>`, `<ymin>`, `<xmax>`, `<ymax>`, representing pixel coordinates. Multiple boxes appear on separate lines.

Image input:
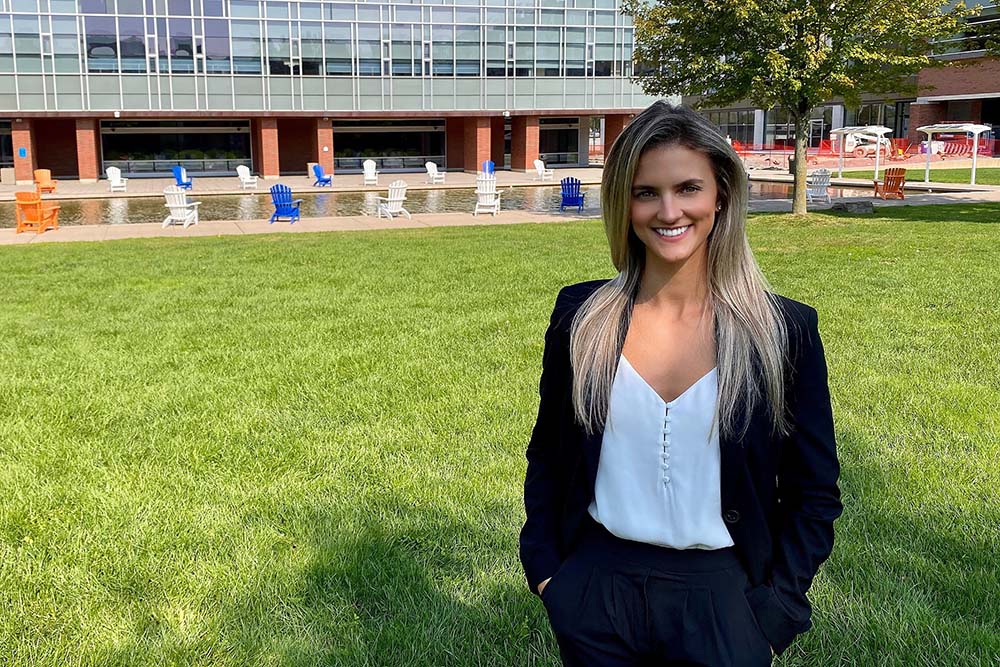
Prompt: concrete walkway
<box><xmin>4</xmin><ymin>163</ymin><xmax>999</xmax><ymax>246</ymax></box>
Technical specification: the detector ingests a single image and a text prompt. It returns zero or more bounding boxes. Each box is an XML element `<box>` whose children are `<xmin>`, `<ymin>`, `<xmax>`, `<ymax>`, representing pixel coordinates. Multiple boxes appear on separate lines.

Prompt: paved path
<box><xmin>3</xmin><ymin>164</ymin><xmax>999</xmax><ymax>246</ymax></box>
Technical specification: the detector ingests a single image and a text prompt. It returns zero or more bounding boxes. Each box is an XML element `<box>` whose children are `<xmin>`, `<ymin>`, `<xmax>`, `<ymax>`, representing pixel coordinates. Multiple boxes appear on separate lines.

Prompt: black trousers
<box><xmin>541</xmin><ymin>519</ymin><xmax>773</xmax><ymax>667</ymax></box>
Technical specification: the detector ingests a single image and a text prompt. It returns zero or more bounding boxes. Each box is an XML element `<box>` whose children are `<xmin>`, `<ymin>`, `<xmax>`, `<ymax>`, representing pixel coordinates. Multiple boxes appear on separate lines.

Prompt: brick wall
<box><xmin>510</xmin><ymin>115</ymin><xmax>540</xmax><ymax>172</ymax></box>
<box><xmin>604</xmin><ymin>114</ymin><xmax>629</xmax><ymax>156</ymax></box>
<box><xmin>257</xmin><ymin>118</ymin><xmax>280</xmax><ymax>179</ymax></box>
<box><xmin>75</xmin><ymin>119</ymin><xmax>101</xmax><ymax>183</ymax></box>
<box><xmin>34</xmin><ymin>119</ymin><xmax>78</xmax><ymax>178</ymax></box>
<box><xmin>316</xmin><ymin>119</ymin><xmax>334</xmax><ymax>175</ymax></box>
<box><xmin>908</xmin><ymin>103</ymin><xmax>946</xmax><ymax>142</ymax></box>
<box><xmin>463</xmin><ymin>117</ymin><xmax>491</xmax><ymax>173</ymax></box>
<box><xmin>12</xmin><ymin>120</ymin><xmax>36</xmax><ymax>184</ymax></box>
<box><xmin>277</xmin><ymin>118</ymin><xmax>317</xmax><ymax>175</ymax></box>
<box><xmin>918</xmin><ymin>56</ymin><xmax>1000</xmax><ymax>99</ymax></box>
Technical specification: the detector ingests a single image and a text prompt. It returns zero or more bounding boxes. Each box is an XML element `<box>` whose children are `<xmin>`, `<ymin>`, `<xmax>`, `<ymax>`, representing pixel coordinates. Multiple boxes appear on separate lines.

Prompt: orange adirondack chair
<box><xmin>874</xmin><ymin>168</ymin><xmax>906</xmax><ymax>200</ymax></box>
<box><xmin>34</xmin><ymin>169</ymin><xmax>58</xmax><ymax>193</ymax></box>
<box><xmin>15</xmin><ymin>191</ymin><xmax>61</xmax><ymax>234</ymax></box>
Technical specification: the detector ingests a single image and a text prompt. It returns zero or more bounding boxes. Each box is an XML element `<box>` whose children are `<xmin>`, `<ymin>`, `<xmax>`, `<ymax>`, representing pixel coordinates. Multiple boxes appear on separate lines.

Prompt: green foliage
<box><xmin>625</xmin><ymin>0</ymin><xmax>977</xmax><ymax>213</ymax></box>
<box><xmin>626</xmin><ymin>0</ymin><xmax>974</xmax><ymax>112</ymax></box>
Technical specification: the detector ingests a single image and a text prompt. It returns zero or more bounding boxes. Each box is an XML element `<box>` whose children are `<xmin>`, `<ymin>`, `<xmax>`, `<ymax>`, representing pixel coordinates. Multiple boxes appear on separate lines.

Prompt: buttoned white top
<box><xmin>587</xmin><ymin>355</ymin><xmax>735</xmax><ymax>550</ymax></box>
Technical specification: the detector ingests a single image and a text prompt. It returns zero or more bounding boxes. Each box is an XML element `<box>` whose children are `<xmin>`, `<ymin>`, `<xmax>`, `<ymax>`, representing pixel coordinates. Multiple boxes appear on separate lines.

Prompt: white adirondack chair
<box><xmin>162</xmin><ymin>185</ymin><xmax>201</xmax><ymax>229</ymax></box>
<box><xmin>473</xmin><ymin>173</ymin><xmax>501</xmax><ymax>217</ymax></box>
<box><xmin>425</xmin><ymin>161</ymin><xmax>445</xmax><ymax>184</ymax></box>
<box><xmin>236</xmin><ymin>164</ymin><xmax>258</xmax><ymax>189</ymax></box>
<box><xmin>363</xmin><ymin>159</ymin><xmax>379</xmax><ymax>186</ymax></box>
<box><xmin>533</xmin><ymin>159</ymin><xmax>554</xmax><ymax>181</ymax></box>
<box><xmin>106</xmin><ymin>166</ymin><xmax>127</xmax><ymax>192</ymax></box>
<box><xmin>806</xmin><ymin>169</ymin><xmax>832</xmax><ymax>204</ymax></box>
<box><xmin>376</xmin><ymin>180</ymin><xmax>411</xmax><ymax>219</ymax></box>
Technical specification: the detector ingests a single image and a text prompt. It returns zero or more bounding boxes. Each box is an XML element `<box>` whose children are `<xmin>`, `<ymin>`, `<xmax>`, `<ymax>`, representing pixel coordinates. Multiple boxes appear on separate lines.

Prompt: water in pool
<box><xmin>0</xmin><ymin>183</ymin><xmax>871</xmax><ymax>228</ymax></box>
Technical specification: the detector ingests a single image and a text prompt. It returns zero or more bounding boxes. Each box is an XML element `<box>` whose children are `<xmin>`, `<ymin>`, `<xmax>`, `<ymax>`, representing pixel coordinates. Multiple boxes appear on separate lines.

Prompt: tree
<box><xmin>625</xmin><ymin>0</ymin><xmax>976</xmax><ymax>214</ymax></box>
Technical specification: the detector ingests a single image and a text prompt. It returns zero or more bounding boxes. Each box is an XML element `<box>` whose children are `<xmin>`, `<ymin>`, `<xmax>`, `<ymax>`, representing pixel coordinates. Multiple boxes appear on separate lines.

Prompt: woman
<box><xmin>520</xmin><ymin>102</ymin><xmax>842</xmax><ymax>666</ymax></box>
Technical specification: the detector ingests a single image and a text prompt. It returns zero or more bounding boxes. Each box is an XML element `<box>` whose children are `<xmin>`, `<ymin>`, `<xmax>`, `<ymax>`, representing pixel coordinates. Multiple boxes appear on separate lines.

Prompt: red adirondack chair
<box><xmin>874</xmin><ymin>168</ymin><xmax>906</xmax><ymax>200</ymax></box>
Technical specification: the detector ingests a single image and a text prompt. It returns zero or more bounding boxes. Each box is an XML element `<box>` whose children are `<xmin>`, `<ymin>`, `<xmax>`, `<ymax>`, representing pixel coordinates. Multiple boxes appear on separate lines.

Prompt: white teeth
<box><xmin>655</xmin><ymin>226</ymin><xmax>690</xmax><ymax>238</ymax></box>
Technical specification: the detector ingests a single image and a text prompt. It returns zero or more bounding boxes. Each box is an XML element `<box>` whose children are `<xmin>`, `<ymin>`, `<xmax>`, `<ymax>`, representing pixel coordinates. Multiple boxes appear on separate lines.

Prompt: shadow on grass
<box><xmin>788</xmin><ymin>426</ymin><xmax>1000</xmax><ymax>666</ymax></box>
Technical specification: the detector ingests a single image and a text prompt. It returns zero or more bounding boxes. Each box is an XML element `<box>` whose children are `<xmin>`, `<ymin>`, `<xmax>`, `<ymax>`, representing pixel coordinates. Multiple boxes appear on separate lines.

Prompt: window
<box><xmin>203</xmin><ymin>18</ymin><xmax>230</xmax><ymax>73</ymax></box>
<box><xmin>432</xmin><ymin>24</ymin><xmax>453</xmax><ymax>75</ymax></box>
<box><xmin>266</xmin><ymin>20</ymin><xmax>290</xmax><ymax>74</ymax></box>
<box><xmin>85</xmin><ymin>15</ymin><xmax>117</xmax><ymax>72</ymax></box>
<box><xmin>300</xmin><ymin>21</ymin><xmax>322</xmax><ymax>74</ymax></box>
<box><xmin>455</xmin><ymin>26</ymin><xmax>479</xmax><ymax>76</ymax></box>
<box><xmin>168</xmin><ymin>17</ymin><xmax>194</xmax><ymax>72</ymax></box>
<box><xmin>324</xmin><ymin>21</ymin><xmax>351</xmax><ymax>74</ymax></box>
<box><xmin>391</xmin><ymin>24</ymin><xmax>415</xmax><ymax>76</ymax></box>
<box><xmin>231</xmin><ymin>19</ymin><xmax>261</xmax><ymax>73</ymax></box>
<box><xmin>119</xmin><ymin>17</ymin><xmax>146</xmax><ymax>72</ymax></box>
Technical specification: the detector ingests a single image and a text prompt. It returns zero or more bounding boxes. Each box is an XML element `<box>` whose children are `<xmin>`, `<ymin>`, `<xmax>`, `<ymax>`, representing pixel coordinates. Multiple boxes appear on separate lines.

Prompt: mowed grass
<box><xmin>841</xmin><ymin>167</ymin><xmax>1000</xmax><ymax>185</ymax></box>
<box><xmin>1</xmin><ymin>205</ymin><xmax>999</xmax><ymax>666</ymax></box>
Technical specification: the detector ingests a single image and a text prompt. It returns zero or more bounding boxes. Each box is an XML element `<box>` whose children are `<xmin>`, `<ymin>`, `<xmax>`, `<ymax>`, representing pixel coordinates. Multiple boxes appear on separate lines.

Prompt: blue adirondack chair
<box><xmin>172</xmin><ymin>165</ymin><xmax>193</xmax><ymax>190</ymax></box>
<box><xmin>559</xmin><ymin>177</ymin><xmax>586</xmax><ymax>212</ymax></box>
<box><xmin>482</xmin><ymin>160</ymin><xmax>495</xmax><ymax>175</ymax></box>
<box><xmin>312</xmin><ymin>163</ymin><xmax>332</xmax><ymax>187</ymax></box>
<box><xmin>269</xmin><ymin>184</ymin><xmax>303</xmax><ymax>224</ymax></box>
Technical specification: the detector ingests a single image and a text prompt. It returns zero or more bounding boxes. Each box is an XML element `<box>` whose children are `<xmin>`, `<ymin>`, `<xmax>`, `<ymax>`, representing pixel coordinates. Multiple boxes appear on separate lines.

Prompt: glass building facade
<box><xmin>0</xmin><ymin>0</ymin><xmax>659</xmax><ymax>182</ymax></box>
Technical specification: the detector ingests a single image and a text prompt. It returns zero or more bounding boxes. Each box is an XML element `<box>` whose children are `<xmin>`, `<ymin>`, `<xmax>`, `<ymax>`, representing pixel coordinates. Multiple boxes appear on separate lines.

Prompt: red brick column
<box><xmin>510</xmin><ymin>115</ymin><xmax>540</xmax><ymax>172</ymax></box>
<box><xmin>908</xmin><ymin>103</ymin><xmax>946</xmax><ymax>143</ymax></box>
<box><xmin>75</xmin><ymin>119</ymin><xmax>101</xmax><ymax>183</ymax></box>
<box><xmin>490</xmin><ymin>117</ymin><xmax>505</xmax><ymax>167</ymax></box>
<box><xmin>463</xmin><ymin>117</ymin><xmax>491</xmax><ymax>173</ymax></box>
<box><xmin>446</xmin><ymin>118</ymin><xmax>465</xmax><ymax>170</ymax></box>
<box><xmin>604</xmin><ymin>114</ymin><xmax>629</xmax><ymax>155</ymax></box>
<box><xmin>316</xmin><ymin>119</ymin><xmax>334</xmax><ymax>175</ymax></box>
<box><xmin>12</xmin><ymin>120</ymin><xmax>36</xmax><ymax>185</ymax></box>
<box><xmin>257</xmin><ymin>118</ymin><xmax>280</xmax><ymax>179</ymax></box>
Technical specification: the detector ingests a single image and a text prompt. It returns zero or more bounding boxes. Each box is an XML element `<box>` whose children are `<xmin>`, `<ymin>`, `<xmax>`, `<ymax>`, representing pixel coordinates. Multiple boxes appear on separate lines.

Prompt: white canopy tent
<box><xmin>829</xmin><ymin>125</ymin><xmax>893</xmax><ymax>179</ymax></box>
<box><xmin>916</xmin><ymin>123</ymin><xmax>992</xmax><ymax>185</ymax></box>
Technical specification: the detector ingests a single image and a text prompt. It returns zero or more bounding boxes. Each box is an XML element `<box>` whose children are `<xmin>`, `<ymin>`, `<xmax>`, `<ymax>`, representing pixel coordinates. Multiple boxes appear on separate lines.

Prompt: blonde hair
<box><xmin>570</xmin><ymin>102</ymin><xmax>789</xmax><ymax>438</ymax></box>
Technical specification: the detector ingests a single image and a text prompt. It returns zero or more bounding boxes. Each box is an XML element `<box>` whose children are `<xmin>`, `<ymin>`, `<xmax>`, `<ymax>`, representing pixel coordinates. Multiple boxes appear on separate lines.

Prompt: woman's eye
<box><xmin>635</xmin><ymin>190</ymin><xmax>656</xmax><ymax>199</ymax></box>
<box><xmin>681</xmin><ymin>184</ymin><xmax>702</xmax><ymax>193</ymax></box>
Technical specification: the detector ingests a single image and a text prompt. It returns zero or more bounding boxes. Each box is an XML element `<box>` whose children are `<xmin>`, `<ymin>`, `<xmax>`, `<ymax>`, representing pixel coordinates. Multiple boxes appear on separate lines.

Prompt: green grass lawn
<box><xmin>2</xmin><ymin>206</ymin><xmax>999</xmax><ymax>666</ymax></box>
<box><xmin>840</xmin><ymin>167</ymin><xmax>1000</xmax><ymax>185</ymax></box>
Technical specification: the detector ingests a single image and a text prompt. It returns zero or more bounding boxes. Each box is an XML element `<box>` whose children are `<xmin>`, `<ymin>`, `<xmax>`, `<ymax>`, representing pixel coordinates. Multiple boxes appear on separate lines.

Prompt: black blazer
<box><xmin>520</xmin><ymin>280</ymin><xmax>842</xmax><ymax>655</ymax></box>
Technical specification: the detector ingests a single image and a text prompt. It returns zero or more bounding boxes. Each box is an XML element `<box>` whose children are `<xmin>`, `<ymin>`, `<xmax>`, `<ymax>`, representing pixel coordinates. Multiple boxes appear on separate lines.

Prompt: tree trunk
<box><xmin>792</xmin><ymin>114</ymin><xmax>810</xmax><ymax>215</ymax></box>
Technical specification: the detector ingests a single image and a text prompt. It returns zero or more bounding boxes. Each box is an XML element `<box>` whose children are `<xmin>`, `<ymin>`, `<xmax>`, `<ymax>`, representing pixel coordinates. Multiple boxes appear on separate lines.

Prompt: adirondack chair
<box><xmin>14</xmin><ymin>191</ymin><xmax>60</xmax><ymax>234</ymax></box>
<box><xmin>106</xmin><ymin>166</ymin><xmax>128</xmax><ymax>192</ymax></box>
<box><xmin>172</xmin><ymin>165</ymin><xmax>193</xmax><ymax>190</ymax></box>
<box><xmin>559</xmin><ymin>177</ymin><xmax>586</xmax><ymax>212</ymax></box>
<box><xmin>481</xmin><ymin>160</ymin><xmax>495</xmax><ymax>175</ymax></box>
<box><xmin>34</xmin><ymin>169</ymin><xmax>58</xmax><ymax>193</ymax></box>
<box><xmin>376</xmin><ymin>180</ymin><xmax>411</xmax><ymax>219</ymax></box>
<box><xmin>473</xmin><ymin>173</ymin><xmax>501</xmax><ymax>217</ymax></box>
<box><xmin>162</xmin><ymin>185</ymin><xmax>200</xmax><ymax>228</ymax></box>
<box><xmin>236</xmin><ymin>164</ymin><xmax>258</xmax><ymax>189</ymax></box>
<box><xmin>425</xmin><ymin>161</ymin><xmax>445</xmax><ymax>184</ymax></box>
<box><xmin>269</xmin><ymin>183</ymin><xmax>304</xmax><ymax>224</ymax></box>
<box><xmin>873</xmin><ymin>168</ymin><xmax>906</xmax><ymax>200</ymax></box>
<box><xmin>362</xmin><ymin>159</ymin><xmax>379</xmax><ymax>186</ymax></box>
<box><xmin>312</xmin><ymin>164</ymin><xmax>332</xmax><ymax>187</ymax></box>
<box><xmin>805</xmin><ymin>169</ymin><xmax>832</xmax><ymax>205</ymax></box>
<box><xmin>533</xmin><ymin>159</ymin><xmax>554</xmax><ymax>181</ymax></box>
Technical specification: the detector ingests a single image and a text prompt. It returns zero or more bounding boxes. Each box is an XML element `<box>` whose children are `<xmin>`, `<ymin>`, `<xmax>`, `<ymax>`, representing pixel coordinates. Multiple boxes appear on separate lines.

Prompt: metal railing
<box><xmin>103</xmin><ymin>158</ymin><xmax>252</xmax><ymax>177</ymax></box>
<box><xmin>333</xmin><ymin>154</ymin><xmax>447</xmax><ymax>172</ymax></box>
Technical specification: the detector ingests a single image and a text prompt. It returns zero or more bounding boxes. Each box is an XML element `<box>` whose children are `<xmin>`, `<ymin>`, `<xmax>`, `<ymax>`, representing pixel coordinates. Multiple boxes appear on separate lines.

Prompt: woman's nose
<box><xmin>657</xmin><ymin>196</ymin><xmax>682</xmax><ymax>223</ymax></box>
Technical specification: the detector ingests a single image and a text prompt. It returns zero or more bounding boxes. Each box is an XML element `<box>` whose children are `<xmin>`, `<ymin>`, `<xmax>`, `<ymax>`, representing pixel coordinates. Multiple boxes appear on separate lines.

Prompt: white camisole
<box><xmin>587</xmin><ymin>356</ymin><xmax>735</xmax><ymax>550</ymax></box>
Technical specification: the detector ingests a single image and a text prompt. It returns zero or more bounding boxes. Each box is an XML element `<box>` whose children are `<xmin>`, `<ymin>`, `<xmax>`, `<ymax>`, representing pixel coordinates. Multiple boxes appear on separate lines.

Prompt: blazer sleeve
<box><xmin>519</xmin><ymin>290</ymin><xmax>573</xmax><ymax>595</ymax></box>
<box><xmin>749</xmin><ymin>305</ymin><xmax>843</xmax><ymax>654</ymax></box>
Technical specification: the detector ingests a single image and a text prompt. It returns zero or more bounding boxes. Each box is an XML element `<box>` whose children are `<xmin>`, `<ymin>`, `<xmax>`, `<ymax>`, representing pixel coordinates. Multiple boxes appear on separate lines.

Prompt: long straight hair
<box><xmin>570</xmin><ymin>102</ymin><xmax>789</xmax><ymax>438</ymax></box>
